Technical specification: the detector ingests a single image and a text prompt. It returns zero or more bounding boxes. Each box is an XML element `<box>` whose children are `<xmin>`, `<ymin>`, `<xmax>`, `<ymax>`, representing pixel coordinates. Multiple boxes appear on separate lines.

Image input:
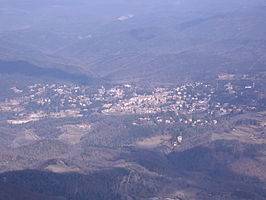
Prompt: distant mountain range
<box><xmin>1</xmin><ymin>0</ymin><xmax>266</xmax><ymax>85</ymax></box>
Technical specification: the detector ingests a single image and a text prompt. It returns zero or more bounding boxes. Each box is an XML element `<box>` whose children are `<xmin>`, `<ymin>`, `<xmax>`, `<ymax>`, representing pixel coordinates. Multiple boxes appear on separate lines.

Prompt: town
<box><xmin>0</xmin><ymin>73</ymin><xmax>265</xmax><ymax>129</ymax></box>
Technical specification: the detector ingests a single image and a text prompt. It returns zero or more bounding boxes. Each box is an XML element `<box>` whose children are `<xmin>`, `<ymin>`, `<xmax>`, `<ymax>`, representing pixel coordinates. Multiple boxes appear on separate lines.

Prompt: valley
<box><xmin>0</xmin><ymin>69</ymin><xmax>265</xmax><ymax>199</ymax></box>
<box><xmin>0</xmin><ymin>0</ymin><xmax>266</xmax><ymax>199</ymax></box>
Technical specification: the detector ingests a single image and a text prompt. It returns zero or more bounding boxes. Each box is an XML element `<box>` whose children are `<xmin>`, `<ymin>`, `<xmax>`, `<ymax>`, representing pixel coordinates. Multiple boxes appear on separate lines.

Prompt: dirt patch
<box><xmin>135</xmin><ymin>135</ymin><xmax>171</xmax><ymax>149</ymax></box>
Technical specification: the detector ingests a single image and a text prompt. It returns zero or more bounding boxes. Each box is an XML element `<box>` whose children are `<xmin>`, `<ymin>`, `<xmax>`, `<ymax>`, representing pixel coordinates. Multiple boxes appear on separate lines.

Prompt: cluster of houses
<box><xmin>0</xmin><ymin>74</ymin><xmax>263</xmax><ymax>126</ymax></box>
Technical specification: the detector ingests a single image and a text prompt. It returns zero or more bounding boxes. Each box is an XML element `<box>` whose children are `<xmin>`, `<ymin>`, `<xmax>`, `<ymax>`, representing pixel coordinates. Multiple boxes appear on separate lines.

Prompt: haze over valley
<box><xmin>0</xmin><ymin>0</ymin><xmax>266</xmax><ymax>199</ymax></box>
